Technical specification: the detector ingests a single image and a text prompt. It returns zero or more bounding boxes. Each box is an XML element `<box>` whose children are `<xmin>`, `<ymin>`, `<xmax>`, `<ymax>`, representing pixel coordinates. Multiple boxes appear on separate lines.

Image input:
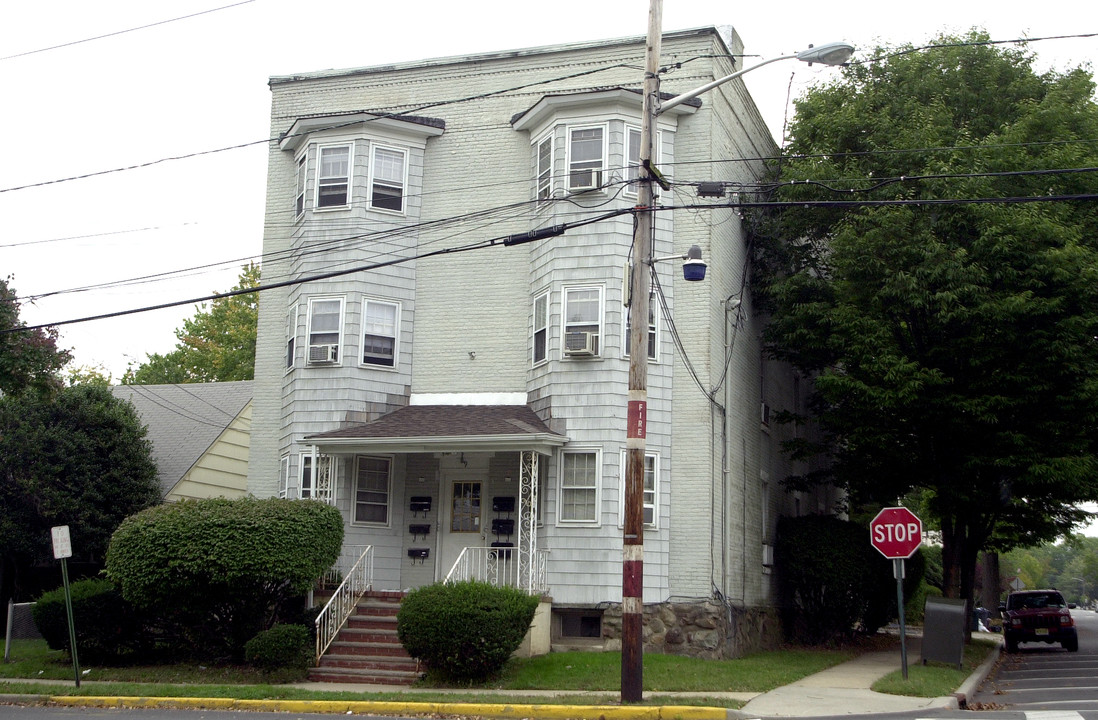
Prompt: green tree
<box><xmin>0</xmin><ymin>384</ymin><xmax>161</xmax><ymax>600</ymax></box>
<box><xmin>0</xmin><ymin>277</ymin><xmax>71</xmax><ymax>396</ymax></box>
<box><xmin>122</xmin><ymin>263</ymin><xmax>259</xmax><ymax>384</ymax></box>
<box><xmin>753</xmin><ymin>32</ymin><xmax>1098</xmax><ymax>604</ymax></box>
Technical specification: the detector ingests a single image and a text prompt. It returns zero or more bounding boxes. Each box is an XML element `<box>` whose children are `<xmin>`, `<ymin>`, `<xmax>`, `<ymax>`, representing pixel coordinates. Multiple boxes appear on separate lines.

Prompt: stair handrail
<box><xmin>315</xmin><ymin>545</ymin><xmax>373</xmax><ymax>661</ymax></box>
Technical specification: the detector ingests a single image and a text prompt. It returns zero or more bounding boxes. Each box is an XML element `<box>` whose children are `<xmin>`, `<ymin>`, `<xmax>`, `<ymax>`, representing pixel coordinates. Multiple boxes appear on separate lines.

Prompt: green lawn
<box><xmin>871</xmin><ymin>637</ymin><xmax>999</xmax><ymax>698</ymax></box>
<box><xmin>0</xmin><ymin>638</ymin><xmax>861</xmax><ymax>706</ymax></box>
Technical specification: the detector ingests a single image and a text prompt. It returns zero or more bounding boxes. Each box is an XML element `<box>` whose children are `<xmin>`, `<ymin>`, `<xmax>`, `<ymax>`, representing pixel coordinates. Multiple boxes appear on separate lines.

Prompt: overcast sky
<box><xmin>2</xmin><ymin>0</ymin><xmax>1092</xmax><ymax>379</ymax></box>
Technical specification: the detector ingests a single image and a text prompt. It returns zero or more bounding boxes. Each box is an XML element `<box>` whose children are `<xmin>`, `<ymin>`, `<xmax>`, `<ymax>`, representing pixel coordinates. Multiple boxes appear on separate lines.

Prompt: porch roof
<box><xmin>304</xmin><ymin>405</ymin><xmax>568</xmax><ymax>454</ymax></box>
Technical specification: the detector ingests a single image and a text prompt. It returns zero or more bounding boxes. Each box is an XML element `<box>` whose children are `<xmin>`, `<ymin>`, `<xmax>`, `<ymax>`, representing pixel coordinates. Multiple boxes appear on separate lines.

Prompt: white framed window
<box><xmin>558</xmin><ymin>449</ymin><xmax>600</xmax><ymax>524</ymax></box>
<box><xmin>362</xmin><ymin>298</ymin><xmax>399</xmax><ymax>368</ymax></box>
<box><xmin>295</xmin><ymin>153</ymin><xmax>307</xmax><ymax>216</ymax></box>
<box><xmin>286</xmin><ymin>304</ymin><xmax>297</xmax><ymax>369</ymax></box>
<box><xmin>316</xmin><ymin>144</ymin><xmax>352</xmax><ymax>208</ymax></box>
<box><xmin>353</xmin><ymin>455</ymin><xmax>392</xmax><ymax>525</ymax></box>
<box><xmin>625</xmin><ymin>126</ymin><xmax>661</xmax><ymax>197</ymax></box>
<box><xmin>624</xmin><ymin>294</ymin><xmax>658</xmax><ymax>360</ymax></box>
<box><xmin>618</xmin><ymin>451</ymin><xmax>659</xmax><ymax>528</ymax></box>
<box><xmin>536</xmin><ymin>134</ymin><xmax>553</xmax><ymax>200</ymax></box>
<box><xmin>562</xmin><ymin>285</ymin><xmax>602</xmax><ymax>358</ymax></box>
<box><xmin>278</xmin><ymin>455</ymin><xmax>291</xmax><ymax>498</ymax></box>
<box><xmin>370</xmin><ymin>145</ymin><xmax>407</xmax><ymax>213</ymax></box>
<box><xmin>306</xmin><ymin>297</ymin><xmax>344</xmax><ymax>365</ymax></box>
<box><xmin>299</xmin><ymin>452</ymin><xmax>332</xmax><ymax>501</ymax></box>
<box><xmin>567</xmin><ymin>125</ymin><xmax>605</xmax><ymax>191</ymax></box>
<box><xmin>532</xmin><ymin>291</ymin><xmax>548</xmax><ymax>365</ymax></box>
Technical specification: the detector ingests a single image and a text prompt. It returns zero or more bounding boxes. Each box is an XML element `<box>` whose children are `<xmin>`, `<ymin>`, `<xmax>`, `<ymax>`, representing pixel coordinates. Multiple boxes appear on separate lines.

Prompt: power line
<box><xmin>0</xmin><ymin>0</ymin><xmax>256</xmax><ymax>61</ymax></box>
<box><xmin>6</xmin><ymin>207</ymin><xmax>629</xmax><ymax>334</ymax></box>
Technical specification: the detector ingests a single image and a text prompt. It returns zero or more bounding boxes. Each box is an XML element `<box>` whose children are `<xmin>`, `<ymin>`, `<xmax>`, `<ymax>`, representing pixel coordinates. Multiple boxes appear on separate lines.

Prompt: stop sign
<box><xmin>869</xmin><ymin>507</ymin><xmax>922</xmax><ymax>559</ymax></box>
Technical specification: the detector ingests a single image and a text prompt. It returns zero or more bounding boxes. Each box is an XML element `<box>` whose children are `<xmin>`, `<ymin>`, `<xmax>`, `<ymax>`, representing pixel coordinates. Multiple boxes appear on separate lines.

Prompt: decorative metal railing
<box><xmin>443</xmin><ymin>546</ymin><xmax>548</xmax><ymax>595</ymax></box>
<box><xmin>315</xmin><ymin>545</ymin><xmax>373</xmax><ymax>661</ymax></box>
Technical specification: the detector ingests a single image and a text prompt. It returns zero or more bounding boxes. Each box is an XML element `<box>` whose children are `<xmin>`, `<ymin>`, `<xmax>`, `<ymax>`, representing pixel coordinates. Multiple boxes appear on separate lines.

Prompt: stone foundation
<box><xmin>599</xmin><ymin>600</ymin><xmax>783</xmax><ymax>659</ymax></box>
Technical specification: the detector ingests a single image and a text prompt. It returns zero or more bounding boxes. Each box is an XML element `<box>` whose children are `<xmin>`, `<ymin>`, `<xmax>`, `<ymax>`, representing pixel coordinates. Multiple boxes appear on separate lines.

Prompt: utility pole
<box><xmin>622</xmin><ymin>0</ymin><xmax>661</xmax><ymax>704</ymax></box>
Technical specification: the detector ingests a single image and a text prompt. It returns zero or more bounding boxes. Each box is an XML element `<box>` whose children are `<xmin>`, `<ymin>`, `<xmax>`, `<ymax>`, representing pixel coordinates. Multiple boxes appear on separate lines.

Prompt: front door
<box><xmin>437</xmin><ymin>456</ymin><xmax>488</xmax><ymax>579</ymax></box>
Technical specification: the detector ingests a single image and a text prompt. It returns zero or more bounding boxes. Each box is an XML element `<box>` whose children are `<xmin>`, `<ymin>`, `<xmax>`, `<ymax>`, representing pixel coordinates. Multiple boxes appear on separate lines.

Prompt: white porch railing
<box><xmin>322</xmin><ymin>544</ymin><xmax>370</xmax><ymax>588</ymax></box>
<box><xmin>443</xmin><ymin>546</ymin><xmax>549</xmax><ymax>595</ymax></box>
<box><xmin>315</xmin><ymin>545</ymin><xmax>373</xmax><ymax>661</ymax></box>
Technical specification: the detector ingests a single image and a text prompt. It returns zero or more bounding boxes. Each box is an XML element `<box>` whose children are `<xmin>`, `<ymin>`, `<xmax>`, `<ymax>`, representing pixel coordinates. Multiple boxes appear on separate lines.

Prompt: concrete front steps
<box><xmin>309</xmin><ymin>590</ymin><xmax>421</xmax><ymax>686</ymax></box>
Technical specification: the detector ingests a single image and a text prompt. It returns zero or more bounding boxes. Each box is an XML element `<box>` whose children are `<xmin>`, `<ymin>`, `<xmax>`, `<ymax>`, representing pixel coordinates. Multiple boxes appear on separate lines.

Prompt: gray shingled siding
<box><xmin>248</xmin><ymin>28</ymin><xmax>841</xmax><ymax>621</ymax></box>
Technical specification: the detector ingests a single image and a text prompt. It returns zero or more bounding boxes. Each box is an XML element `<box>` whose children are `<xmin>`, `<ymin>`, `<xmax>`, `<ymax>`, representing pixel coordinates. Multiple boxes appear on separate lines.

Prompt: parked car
<box><xmin>999</xmin><ymin>589</ymin><xmax>1078</xmax><ymax>652</ymax></box>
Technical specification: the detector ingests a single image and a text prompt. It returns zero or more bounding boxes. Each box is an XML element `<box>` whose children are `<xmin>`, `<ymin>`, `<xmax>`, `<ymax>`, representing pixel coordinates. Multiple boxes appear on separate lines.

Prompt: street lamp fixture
<box><xmin>652</xmin><ymin>244</ymin><xmax>706</xmax><ymax>282</ymax></box>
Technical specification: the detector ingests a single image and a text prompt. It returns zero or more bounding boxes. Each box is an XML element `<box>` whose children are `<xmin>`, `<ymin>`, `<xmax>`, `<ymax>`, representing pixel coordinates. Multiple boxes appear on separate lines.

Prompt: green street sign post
<box><xmin>870</xmin><ymin>507</ymin><xmax>923</xmax><ymax>680</ymax></box>
<box><xmin>50</xmin><ymin>525</ymin><xmax>80</xmax><ymax>687</ymax></box>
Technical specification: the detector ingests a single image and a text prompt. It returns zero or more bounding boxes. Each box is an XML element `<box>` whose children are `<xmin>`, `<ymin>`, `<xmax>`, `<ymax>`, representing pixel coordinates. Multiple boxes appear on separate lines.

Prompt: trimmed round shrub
<box><xmin>245</xmin><ymin>624</ymin><xmax>313</xmax><ymax>673</ymax></box>
<box><xmin>32</xmin><ymin>578</ymin><xmax>153</xmax><ymax>664</ymax></box>
<box><xmin>105</xmin><ymin>497</ymin><xmax>343</xmax><ymax>660</ymax></box>
<box><xmin>397</xmin><ymin>580</ymin><xmax>538</xmax><ymax>681</ymax></box>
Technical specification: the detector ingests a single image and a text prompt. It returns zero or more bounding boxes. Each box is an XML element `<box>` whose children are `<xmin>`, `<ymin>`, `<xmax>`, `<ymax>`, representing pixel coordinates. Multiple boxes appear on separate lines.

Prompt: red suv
<box><xmin>1000</xmin><ymin>589</ymin><xmax>1078</xmax><ymax>652</ymax></box>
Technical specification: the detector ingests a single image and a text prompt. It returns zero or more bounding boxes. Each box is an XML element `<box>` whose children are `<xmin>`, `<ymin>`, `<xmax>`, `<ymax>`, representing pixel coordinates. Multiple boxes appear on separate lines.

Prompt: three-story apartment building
<box><xmin>248</xmin><ymin>25</ymin><xmax>837</xmax><ymax>657</ymax></box>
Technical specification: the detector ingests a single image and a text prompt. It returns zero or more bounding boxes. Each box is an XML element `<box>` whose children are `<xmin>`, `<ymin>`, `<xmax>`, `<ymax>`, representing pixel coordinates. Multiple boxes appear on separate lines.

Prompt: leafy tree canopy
<box><xmin>0</xmin><ymin>384</ymin><xmax>161</xmax><ymax>599</ymax></box>
<box><xmin>122</xmin><ymin>263</ymin><xmax>259</xmax><ymax>384</ymax></box>
<box><xmin>752</xmin><ymin>32</ymin><xmax>1098</xmax><ymax>602</ymax></box>
<box><xmin>0</xmin><ymin>277</ymin><xmax>71</xmax><ymax>396</ymax></box>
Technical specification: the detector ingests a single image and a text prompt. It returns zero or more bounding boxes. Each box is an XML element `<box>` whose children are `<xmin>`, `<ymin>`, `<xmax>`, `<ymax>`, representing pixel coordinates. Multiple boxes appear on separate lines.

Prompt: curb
<box><xmin>952</xmin><ymin>641</ymin><xmax>1003</xmax><ymax>708</ymax></box>
<box><xmin>48</xmin><ymin>696</ymin><xmax>734</xmax><ymax>720</ymax></box>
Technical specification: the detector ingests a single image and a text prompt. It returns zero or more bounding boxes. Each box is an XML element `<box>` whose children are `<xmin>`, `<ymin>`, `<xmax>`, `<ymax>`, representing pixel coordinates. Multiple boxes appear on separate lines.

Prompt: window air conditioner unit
<box><xmin>564</xmin><ymin>331</ymin><xmax>598</xmax><ymax>357</ymax></box>
<box><xmin>568</xmin><ymin>170</ymin><xmax>603</xmax><ymax>193</ymax></box>
<box><xmin>308</xmin><ymin>344</ymin><xmax>339</xmax><ymax>364</ymax></box>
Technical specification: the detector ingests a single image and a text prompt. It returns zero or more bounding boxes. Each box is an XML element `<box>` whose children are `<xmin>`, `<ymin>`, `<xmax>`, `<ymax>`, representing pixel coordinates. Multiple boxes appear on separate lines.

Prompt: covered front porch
<box><xmin>303</xmin><ymin>403</ymin><xmax>567</xmax><ymax>596</ymax></box>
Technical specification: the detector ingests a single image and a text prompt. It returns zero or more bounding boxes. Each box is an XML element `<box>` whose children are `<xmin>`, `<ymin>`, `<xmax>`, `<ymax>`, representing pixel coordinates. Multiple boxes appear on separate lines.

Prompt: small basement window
<box><xmin>555</xmin><ymin>609</ymin><xmax>603</xmax><ymax>639</ymax></box>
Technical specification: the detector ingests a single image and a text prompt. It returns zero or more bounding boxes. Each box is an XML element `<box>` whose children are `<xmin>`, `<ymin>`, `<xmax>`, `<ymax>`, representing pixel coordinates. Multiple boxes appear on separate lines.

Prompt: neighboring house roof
<box><xmin>306</xmin><ymin>405</ymin><xmax>568</xmax><ymax>454</ymax></box>
<box><xmin>110</xmin><ymin>381</ymin><xmax>253</xmax><ymax>499</ymax></box>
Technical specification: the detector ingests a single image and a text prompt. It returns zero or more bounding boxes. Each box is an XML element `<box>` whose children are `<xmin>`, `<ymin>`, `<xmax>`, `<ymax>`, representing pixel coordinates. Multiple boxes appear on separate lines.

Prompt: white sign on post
<box><xmin>51</xmin><ymin>525</ymin><xmax>72</xmax><ymax>560</ymax></box>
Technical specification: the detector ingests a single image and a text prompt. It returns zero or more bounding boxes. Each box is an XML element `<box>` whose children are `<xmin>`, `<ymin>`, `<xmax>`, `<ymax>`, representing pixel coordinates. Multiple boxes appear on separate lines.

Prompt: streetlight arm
<box><xmin>656</xmin><ymin>41</ymin><xmax>854</xmax><ymax>116</ymax></box>
<box><xmin>658</xmin><ymin>54</ymin><xmax>796</xmax><ymax>115</ymax></box>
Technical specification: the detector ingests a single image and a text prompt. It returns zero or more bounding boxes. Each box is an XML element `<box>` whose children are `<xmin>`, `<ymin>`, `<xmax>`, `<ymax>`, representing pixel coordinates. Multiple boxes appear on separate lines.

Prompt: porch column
<box><xmin>518</xmin><ymin>449</ymin><xmax>539</xmax><ymax>595</ymax></box>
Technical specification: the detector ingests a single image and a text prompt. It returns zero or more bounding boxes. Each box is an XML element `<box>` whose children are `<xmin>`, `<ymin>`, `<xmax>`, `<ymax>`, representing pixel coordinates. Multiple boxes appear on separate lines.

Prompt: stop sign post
<box><xmin>869</xmin><ymin>507</ymin><xmax>923</xmax><ymax>680</ymax></box>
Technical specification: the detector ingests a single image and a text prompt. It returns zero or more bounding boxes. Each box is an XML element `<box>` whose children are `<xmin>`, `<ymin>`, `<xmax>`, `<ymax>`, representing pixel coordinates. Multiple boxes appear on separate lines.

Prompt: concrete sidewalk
<box><xmin>2</xmin><ymin>635</ymin><xmax>1002</xmax><ymax>720</ymax></box>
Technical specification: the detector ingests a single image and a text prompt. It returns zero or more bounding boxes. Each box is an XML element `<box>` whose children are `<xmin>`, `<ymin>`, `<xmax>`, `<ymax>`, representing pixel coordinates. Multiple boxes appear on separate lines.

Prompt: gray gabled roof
<box><xmin>305</xmin><ymin>404</ymin><xmax>567</xmax><ymax>454</ymax></box>
<box><xmin>110</xmin><ymin>381</ymin><xmax>253</xmax><ymax>495</ymax></box>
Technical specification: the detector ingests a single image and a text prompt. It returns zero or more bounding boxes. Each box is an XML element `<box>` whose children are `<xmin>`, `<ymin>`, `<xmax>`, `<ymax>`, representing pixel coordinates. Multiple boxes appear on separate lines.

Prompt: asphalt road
<box><xmin>970</xmin><ymin>605</ymin><xmax>1098</xmax><ymax>712</ymax></box>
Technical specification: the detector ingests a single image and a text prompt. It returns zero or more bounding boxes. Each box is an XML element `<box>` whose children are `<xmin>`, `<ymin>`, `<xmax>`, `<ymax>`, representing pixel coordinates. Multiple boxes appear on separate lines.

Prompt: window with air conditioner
<box><xmin>567</xmin><ymin>126</ymin><xmax>605</xmax><ymax>192</ymax></box>
<box><xmin>306</xmin><ymin>297</ymin><xmax>343</xmax><ymax>365</ymax></box>
<box><xmin>362</xmin><ymin>298</ymin><xmax>399</xmax><ymax>368</ymax></box>
<box><xmin>316</xmin><ymin>144</ymin><xmax>352</xmax><ymax>208</ymax></box>
<box><xmin>563</xmin><ymin>286</ymin><xmax>602</xmax><ymax>358</ymax></box>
